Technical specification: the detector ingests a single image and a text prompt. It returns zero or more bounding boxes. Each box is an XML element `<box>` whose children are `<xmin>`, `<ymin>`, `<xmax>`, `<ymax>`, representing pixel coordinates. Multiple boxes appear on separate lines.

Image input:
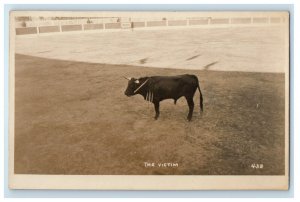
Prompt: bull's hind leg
<box><xmin>185</xmin><ymin>97</ymin><xmax>194</xmax><ymax>121</ymax></box>
<box><xmin>153</xmin><ymin>101</ymin><xmax>160</xmax><ymax>120</ymax></box>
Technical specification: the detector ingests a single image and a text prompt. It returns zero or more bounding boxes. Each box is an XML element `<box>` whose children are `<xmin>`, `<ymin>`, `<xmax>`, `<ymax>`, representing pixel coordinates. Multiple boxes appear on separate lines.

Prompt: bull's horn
<box><xmin>135</xmin><ymin>80</ymin><xmax>140</xmax><ymax>84</ymax></box>
<box><xmin>123</xmin><ymin>76</ymin><xmax>131</xmax><ymax>80</ymax></box>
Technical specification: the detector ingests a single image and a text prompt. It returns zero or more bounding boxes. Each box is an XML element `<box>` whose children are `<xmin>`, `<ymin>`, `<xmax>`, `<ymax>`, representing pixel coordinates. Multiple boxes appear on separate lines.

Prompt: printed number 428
<box><xmin>251</xmin><ymin>163</ymin><xmax>264</xmax><ymax>169</ymax></box>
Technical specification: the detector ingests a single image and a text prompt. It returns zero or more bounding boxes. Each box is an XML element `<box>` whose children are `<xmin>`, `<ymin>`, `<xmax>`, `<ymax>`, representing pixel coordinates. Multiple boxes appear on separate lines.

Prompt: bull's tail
<box><xmin>197</xmin><ymin>84</ymin><xmax>203</xmax><ymax>112</ymax></box>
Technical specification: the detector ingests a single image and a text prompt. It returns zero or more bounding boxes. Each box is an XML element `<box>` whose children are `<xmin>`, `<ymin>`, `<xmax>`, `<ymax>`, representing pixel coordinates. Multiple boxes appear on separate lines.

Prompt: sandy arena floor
<box><xmin>14</xmin><ymin>54</ymin><xmax>285</xmax><ymax>175</ymax></box>
<box><xmin>16</xmin><ymin>25</ymin><xmax>287</xmax><ymax>72</ymax></box>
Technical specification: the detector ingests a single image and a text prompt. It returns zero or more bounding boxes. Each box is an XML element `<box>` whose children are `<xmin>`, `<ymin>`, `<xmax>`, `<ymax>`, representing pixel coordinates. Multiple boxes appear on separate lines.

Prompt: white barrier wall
<box><xmin>15</xmin><ymin>16</ymin><xmax>286</xmax><ymax>35</ymax></box>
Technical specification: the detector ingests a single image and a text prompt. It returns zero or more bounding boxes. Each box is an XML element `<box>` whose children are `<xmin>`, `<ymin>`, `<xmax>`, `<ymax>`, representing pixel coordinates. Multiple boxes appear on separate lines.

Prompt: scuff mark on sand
<box><xmin>186</xmin><ymin>54</ymin><xmax>201</xmax><ymax>61</ymax></box>
<box><xmin>203</xmin><ymin>61</ymin><xmax>218</xmax><ymax>70</ymax></box>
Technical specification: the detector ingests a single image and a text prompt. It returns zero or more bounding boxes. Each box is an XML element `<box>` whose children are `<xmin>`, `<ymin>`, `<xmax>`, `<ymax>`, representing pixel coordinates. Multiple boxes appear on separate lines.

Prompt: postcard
<box><xmin>9</xmin><ymin>11</ymin><xmax>289</xmax><ymax>190</ymax></box>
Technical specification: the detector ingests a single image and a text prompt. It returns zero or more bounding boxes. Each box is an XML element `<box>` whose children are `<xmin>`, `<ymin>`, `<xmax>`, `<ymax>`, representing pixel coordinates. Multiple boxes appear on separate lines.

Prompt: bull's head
<box><xmin>124</xmin><ymin>77</ymin><xmax>140</xmax><ymax>96</ymax></box>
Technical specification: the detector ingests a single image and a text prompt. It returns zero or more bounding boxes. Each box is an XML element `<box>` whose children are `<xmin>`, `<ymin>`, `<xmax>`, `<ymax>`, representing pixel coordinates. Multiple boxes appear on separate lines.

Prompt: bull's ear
<box><xmin>135</xmin><ymin>79</ymin><xmax>140</xmax><ymax>84</ymax></box>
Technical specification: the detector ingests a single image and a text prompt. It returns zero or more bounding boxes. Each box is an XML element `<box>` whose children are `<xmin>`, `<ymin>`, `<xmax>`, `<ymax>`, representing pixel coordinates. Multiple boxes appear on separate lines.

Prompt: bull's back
<box><xmin>151</xmin><ymin>74</ymin><xmax>198</xmax><ymax>100</ymax></box>
<box><xmin>152</xmin><ymin>74</ymin><xmax>198</xmax><ymax>87</ymax></box>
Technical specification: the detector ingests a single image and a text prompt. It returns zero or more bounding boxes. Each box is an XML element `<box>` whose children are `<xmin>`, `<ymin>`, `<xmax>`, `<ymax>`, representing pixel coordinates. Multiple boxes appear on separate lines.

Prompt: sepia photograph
<box><xmin>9</xmin><ymin>11</ymin><xmax>289</xmax><ymax>190</ymax></box>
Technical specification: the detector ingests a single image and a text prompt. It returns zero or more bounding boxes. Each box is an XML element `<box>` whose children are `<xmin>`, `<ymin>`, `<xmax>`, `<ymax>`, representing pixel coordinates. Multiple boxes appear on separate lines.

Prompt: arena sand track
<box><xmin>15</xmin><ymin>26</ymin><xmax>287</xmax><ymax>72</ymax></box>
<box><xmin>14</xmin><ymin>54</ymin><xmax>285</xmax><ymax>175</ymax></box>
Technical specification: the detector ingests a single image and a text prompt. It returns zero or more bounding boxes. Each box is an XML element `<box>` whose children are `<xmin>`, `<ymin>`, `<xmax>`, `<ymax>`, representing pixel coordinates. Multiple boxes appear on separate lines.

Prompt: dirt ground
<box><xmin>14</xmin><ymin>54</ymin><xmax>285</xmax><ymax>175</ymax></box>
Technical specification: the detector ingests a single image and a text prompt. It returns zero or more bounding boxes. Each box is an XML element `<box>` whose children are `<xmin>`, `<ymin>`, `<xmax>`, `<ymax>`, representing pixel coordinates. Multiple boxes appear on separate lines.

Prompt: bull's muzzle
<box><xmin>124</xmin><ymin>91</ymin><xmax>132</xmax><ymax>97</ymax></box>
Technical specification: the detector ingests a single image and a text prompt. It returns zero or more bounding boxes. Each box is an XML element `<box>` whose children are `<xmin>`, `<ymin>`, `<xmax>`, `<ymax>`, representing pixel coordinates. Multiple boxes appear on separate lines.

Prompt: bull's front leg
<box><xmin>153</xmin><ymin>101</ymin><xmax>160</xmax><ymax>120</ymax></box>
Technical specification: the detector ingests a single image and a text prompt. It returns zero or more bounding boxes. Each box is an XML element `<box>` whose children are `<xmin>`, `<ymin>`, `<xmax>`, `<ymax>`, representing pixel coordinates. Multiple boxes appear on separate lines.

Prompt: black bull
<box><xmin>124</xmin><ymin>74</ymin><xmax>203</xmax><ymax>121</ymax></box>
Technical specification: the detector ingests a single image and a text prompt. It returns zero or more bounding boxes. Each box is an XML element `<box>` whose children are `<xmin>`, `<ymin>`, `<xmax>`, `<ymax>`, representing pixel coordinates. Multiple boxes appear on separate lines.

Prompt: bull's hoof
<box><xmin>154</xmin><ymin>116</ymin><xmax>159</xmax><ymax>120</ymax></box>
<box><xmin>187</xmin><ymin>117</ymin><xmax>192</xmax><ymax>121</ymax></box>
